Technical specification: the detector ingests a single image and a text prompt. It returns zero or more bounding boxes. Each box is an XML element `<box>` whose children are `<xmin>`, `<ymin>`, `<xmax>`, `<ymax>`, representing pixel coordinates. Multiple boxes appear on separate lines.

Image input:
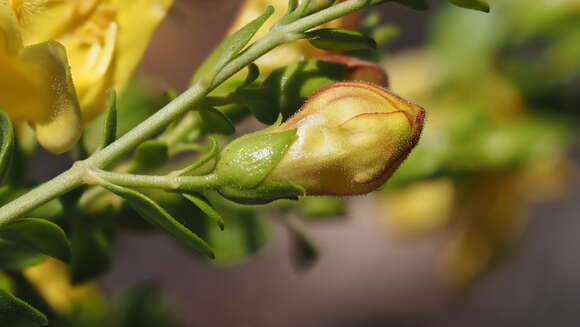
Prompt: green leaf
<box><xmin>114</xmin><ymin>283</ymin><xmax>182</xmax><ymax>327</ymax></box>
<box><xmin>240</xmin><ymin>59</ymin><xmax>347</xmax><ymax>124</ymax></box>
<box><xmin>305</xmin><ymin>28</ymin><xmax>377</xmax><ymax>51</ymax></box>
<box><xmin>70</xmin><ymin>218</ymin><xmax>113</xmax><ymax>284</ymax></box>
<box><xmin>175</xmin><ymin>137</ymin><xmax>220</xmax><ymax>176</ymax></box>
<box><xmin>239</xmin><ymin>63</ymin><xmax>260</xmax><ymax>89</ymax></box>
<box><xmin>102</xmin><ymin>182</ymin><xmax>214</xmax><ymax>258</ymax></box>
<box><xmin>192</xmin><ymin>6</ymin><xmax>274</xmax><ymax>84</ymax></box>
<box><xmin>182</xmin><ymin>193</ymin><xmax>225</xmax><ymax>230</ymax></box>
<box><xmin>285</xmin><ymin>218</ymin><xmax>317</xmax><ymax>268</ymax></box>
<box><xmin>0</xmin><ymin>289</ymin><xmax>47</xmax><ymax>327</ymax></box>
<box><xmin>0</xmin><ymin>111</ymin><xmax>14</xmax><ymax>183</ymax></box>
<box><xmin>204</xmin><ymin>193</ymin><xmax>269</xmax><ymax>264</ymax></box>
<box><xmin>287</xmin><ymin>0</ymin><xmax>299</xmax><ymax>13</ymax></box>
<box><xmin>100</xmin><ymin>89</ymin><xmax>118</xmax><ymax>149</ymax></box>
<box><xmin>133</xmin><ymin>140</ymin><xmax>169</xmax><ymax>171</ymax></box>
<box><xmin>448</xmin><ymin>0</ymin><xmax>490</xmax><ymax>13</ymax></box>
<box><xmin>0</xmin><ymin>218</ymin><xmax>70</xmax><ymax>263</ymax></box>
<box><xmin>0</xmin><ymin>239</ymin><xmax>46</xmax><ymax>270</ymax></box>
<box><xmin>200</xmin><ymin>107</ymin><xmax>235</xmax><ymax>135</ymax></box>
<box><xmin>390</xmin><ymin>0</ymin><xmax>429</xmax><ymax>10</ymax></box>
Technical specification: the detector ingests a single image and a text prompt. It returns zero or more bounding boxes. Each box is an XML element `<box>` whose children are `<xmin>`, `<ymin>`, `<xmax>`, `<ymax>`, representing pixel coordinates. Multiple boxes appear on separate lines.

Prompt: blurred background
<box><xmin>35</xmin><ymin>0</ymin><xmax>580</xmax><ymax>326</ymax></box>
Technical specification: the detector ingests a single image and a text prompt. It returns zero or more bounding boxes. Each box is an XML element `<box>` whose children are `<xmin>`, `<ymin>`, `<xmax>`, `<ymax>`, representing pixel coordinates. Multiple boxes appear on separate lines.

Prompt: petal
<box><xmin>111</xmin><ymin>0</ymin><xmax>173</xmax><ymax>92</ymax></box>
<box><xmin>20</xmin><ymin>41</ymin><xmax>82</xmax><ymax>154</ymax></box>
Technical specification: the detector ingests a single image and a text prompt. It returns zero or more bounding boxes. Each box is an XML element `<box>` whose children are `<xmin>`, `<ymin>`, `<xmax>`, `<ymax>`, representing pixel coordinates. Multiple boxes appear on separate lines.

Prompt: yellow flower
<box><xmin>270</xmin><ymin>82</ymin><xmax>425</xmax><ymax>195</ymax></box>
<box><xmin>231</xmin><ymin>0</ymin><xmax>359</xmax><ymax>73</ymax></box>
<box><xmin>17</xmin><ymin>0</ymin><xmax>174</xmax><ymax>122</ymax></box>
<box><xmin>24</xmin><ymin>259</ymin><xmax>103</xmax><ymax>314</ymax></box>
<box><xmin>0</xmin><ymin>6</ymin><xmax>81</xmax><ymax>154</ymax></box>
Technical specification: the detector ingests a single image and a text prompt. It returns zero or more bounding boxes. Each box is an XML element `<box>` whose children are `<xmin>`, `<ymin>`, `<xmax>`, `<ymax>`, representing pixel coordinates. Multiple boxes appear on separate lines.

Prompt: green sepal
<box><xmin>133</xmin><ymin>140</ymin><xmax>169</xmax><ymax>171</ymax></box>
<box><xmin>215</xmin><ymin>129</ymin><xmax>297</xmax><ymax>188</ymax></box>
<box><xmin>101</xmin><ymin>181</ymin><xmax>214</xmax><ymax>259</ymax></box>
<box><xmin>100</xmin><ymin>89</ymin><xmax>118</xmax><ymax>149</ymax></box>
<box><xmin>0</xmin><ymin>218</ymin><xmax>71</xmax><ymax>263</ymax></box>
<box><xmin>200</xmin><ymin>107</ymin><xmax>235</xmax><ymax>135</ymax></box>
<box><xmin>217</xmin><ymin>178</ymin><xmax>305</xmax><ymax>205</ymax></box>
<box><xmin>390</xmin><ymin>0</ymin><xmax>429</xmax><ymax>10</ymax></box>
<box><xmin>0</xmin><ymin>111</ymin><xmax>14</xmax><ymax>183</ymax></box>
<box><xmin>0</xmin><ymin>289</ymin><xmax>48</xmax><ymax>327</ymax></box>
<box><xmin>448</xmin><ymin>0</ymin><xmax>490</xmax><ymax>12</ymax></box>
<box><xmin>305</xmin><ymin>28</ymin><xmax>377</xmax><ymax>51</ymax></box>
<box><xmin>182</xmin><ymin>193</ymin><xmax>225</xmax><ymax>230</ymax></box>
<box><xmin>192</xmin><ymin>6</ymin><xmax>274</xmax><ymax>85</ymax></box>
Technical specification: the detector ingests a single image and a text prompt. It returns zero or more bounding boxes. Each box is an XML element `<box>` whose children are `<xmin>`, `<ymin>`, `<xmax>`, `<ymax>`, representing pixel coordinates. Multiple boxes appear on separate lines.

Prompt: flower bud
<box><xmin>213</xmin><ymin>81</ymin><xmax>425</xmax><ymax>203</ymax></box>
<box><xmin>269</xmin><ymin>81</ymin><xmax>425</xmax><ymax>196</ymax></box>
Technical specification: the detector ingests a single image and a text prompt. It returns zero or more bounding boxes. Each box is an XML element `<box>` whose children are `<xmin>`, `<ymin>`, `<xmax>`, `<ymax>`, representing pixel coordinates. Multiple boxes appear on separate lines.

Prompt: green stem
<box><xmin>86</xmin><ymin>168</ymin><xmax>219</xmax><ymax>192</ymax></box>
<box><xmin>0</xmin><ymin>0</ymin><xmax>383</xmax><ymax>224</ymax></box>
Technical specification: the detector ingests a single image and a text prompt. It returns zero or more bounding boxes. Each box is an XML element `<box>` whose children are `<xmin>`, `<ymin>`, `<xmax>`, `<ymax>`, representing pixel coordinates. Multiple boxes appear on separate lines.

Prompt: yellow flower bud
<box><xmin>269</xmin><ymin>82</ymin><xmax>425</xmax><ymax>195</ymax></box>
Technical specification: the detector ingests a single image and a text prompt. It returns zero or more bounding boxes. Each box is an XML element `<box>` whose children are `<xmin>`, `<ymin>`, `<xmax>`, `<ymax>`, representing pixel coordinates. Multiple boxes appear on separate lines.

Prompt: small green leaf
<box><xmin>200</xmin><ymin>107</ymin><xmax>235</xmax><ymax>135</ymax></box>
<box><xmin>239</xmin><ymin>63</ymin><xmax>260</xmax><ymax>89</ymax></box>
<box><xmin>175</xmin><ymin>137</ymin><xmax>220</xmax><ymax>176</ymax></box>
<box><xmin>204</xmin><ymin>193</ymin><xmax>270</xmax><ymax>264</ymax></box>
<box><xmin>240</xmin><ymin>59</ymin><xmax>347</xmax><ymax>124</ymax></box>
<box><xmin>70</xmin><ymin>217</ymin><xmax>112</xmax><ymax>284</ymax></box>
<box><xmin>133</xmin><ymin>140</ymin><xmax>169</xmax><ymax>171</ymax></box>
<box><xmin>390</xmin><ymin>0</ymin><xmax>429</xmax><ymax>10</ymax></box>
<box><xmin>285</xmin><ymin>218</ymin><xmax>317</xmax><ymax>268</ymax></box>
<box><xmin>0</xmin><ymin>239</ymin><xmax>46</xmax><ymax>270</ymax></box>
<box><xmin>114</xmin><ymin>283</ymin><xmax>182</xmax><ymax>327</ymax></box>
<box><xmin>306</xmin><ymin>28</ymin><xmax>377</xmax><ymax>51</ymax></box>
<box><xmin>287</xmin><ymin>0</ymin><xmax>299</xmax><ymax>13</ymax></box>
<box><xmin>449</xmin><ymin>0</ymin><xmax>490</xmax><ymax>12</ymax></box>
<box><xmin>192</xmin><ymin>6</ymin><xmax>274</xmax><ymax>84</ymax></box>
<box><xmin>182</xmin><ymin>193</ymin><xmax>225</xmax><ymax>230</ymax></box>
<box><xmin>100</xmin><ymin>89</ymin><xmax>118</xmax><ymax>149</ymax></box>
<box><xmin>0</xmin><ymin>111</ymin><xmax>14</xmax><ymax>183</ymax></box>
<box><xmin>0</xmin><ymin>289</ymin><xmax>48</xmax><ymax>327</ymax></box>
<box><xmin>0</xmin><ymin>218</ymin><xmax>70</xmax><ymax>263</ymax></box>
<box><xmin>102</xmin><ymin>182</ymin><xmax>214</xmax><ymax>258</ymax></box>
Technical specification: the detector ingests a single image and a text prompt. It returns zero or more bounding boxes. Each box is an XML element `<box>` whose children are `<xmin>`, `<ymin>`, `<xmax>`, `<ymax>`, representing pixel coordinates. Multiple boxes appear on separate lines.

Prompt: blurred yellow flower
<box><xmin>270</xmin><ymin>82</ymin><xmax>425</xmax><ymax>195</ymax></box>
<box><xmin>0</xmin><ymin>6</ymin><xmax>81</xmax><ymax>154</ymax></box>
<box><xmin>232</xmin><ymin>0</ymin><xmax>359</xmax><ymax>73</ymax></box>
<box><xmin>18</xmin><ymin>0</ymin><xmax>174</xmax><ymax>122</ymax></box>
<box><xmin>24</xmin><ymin>259</ymin><xmax>103</xmax><ymax>314</ymax></box>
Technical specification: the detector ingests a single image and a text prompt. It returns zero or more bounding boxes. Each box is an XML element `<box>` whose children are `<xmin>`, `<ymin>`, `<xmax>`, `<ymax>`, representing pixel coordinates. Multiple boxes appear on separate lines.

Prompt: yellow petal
<box><xmin>20</xmin><ymin>40</ymin><xmax>82</xmax><ymax>154</ymax></box>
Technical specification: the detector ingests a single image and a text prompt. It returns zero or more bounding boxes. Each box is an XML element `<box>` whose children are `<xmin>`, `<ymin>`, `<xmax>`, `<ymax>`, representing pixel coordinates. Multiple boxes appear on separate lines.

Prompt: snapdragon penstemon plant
<box><xmin>0</xmin><ymin>0</ymin><xmax>488</xmax><ymax>325</ymax></box>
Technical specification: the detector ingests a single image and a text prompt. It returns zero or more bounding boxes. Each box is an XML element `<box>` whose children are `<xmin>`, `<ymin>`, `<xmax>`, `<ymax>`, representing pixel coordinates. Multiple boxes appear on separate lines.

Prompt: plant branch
<box><xmin>0</xmin><ymin>0</ymin><xmax>384</xmax><ymax>224</ymax></box>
